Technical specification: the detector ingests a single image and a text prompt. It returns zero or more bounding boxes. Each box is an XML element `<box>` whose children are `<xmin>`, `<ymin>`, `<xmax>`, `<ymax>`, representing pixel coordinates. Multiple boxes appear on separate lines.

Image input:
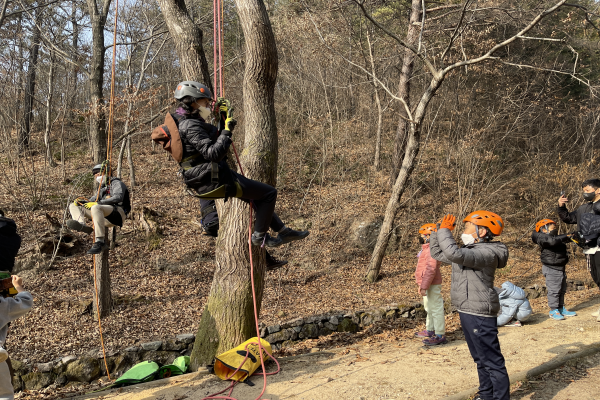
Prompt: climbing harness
<box><xmin>200</xmin><ymin>0</ymin><xmax>280</xmax><ymax>398</ymax></box>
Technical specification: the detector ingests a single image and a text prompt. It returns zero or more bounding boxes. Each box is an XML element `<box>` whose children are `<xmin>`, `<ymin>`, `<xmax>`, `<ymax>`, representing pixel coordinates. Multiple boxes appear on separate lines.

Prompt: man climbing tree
<box><xmin>66</xmin><ymin>164</ymin><xmax>131</xmax><ymax>254</ymax></box>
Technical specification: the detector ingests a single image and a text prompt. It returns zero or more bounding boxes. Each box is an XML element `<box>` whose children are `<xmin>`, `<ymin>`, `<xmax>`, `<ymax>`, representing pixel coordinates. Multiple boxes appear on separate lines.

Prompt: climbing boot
<box><xmin>422</xmin><ymin>335</ymin><xmax>447</xmax><ymax>346</ymax></box>
<box><xmin>266</xmin><ymin>252</ymin><xmax>288</xmax><ymax>271</ymax></box>
<box><xmin>66</xmin><ymin>219</ymin><xmax>93</xmax><ymax>234</ymax></box>
<box><xmin>251</xmin><ymin>232</ymin><xmax>282</xmax><ymax>248</ymax></box>
<box><xmin>87</xmin><ymin>241</ymin><xmax>108</xmax><ymax>254</ymax></box>
<box><xmin>278</xmin><ymin>228</ymin><xmax>310</xmax><ymax>245</ymax></box>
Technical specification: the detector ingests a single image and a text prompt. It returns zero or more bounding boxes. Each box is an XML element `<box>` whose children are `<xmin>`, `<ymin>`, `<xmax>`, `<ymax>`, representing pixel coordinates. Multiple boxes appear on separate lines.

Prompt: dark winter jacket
<box><xmin>531</xmin><ymin>231</ymin><xmax>569</xmax><ymax>270</ymax></box>
<box><xmin>579</xmin><ymin>213</ymin><xmax>600</xmax><ymax>242</ymax></box>
<box><xmin>557</xmin><ymin>202</ymin><xmax>596</xmax><ymax>231</ymax></box>
<box><xmin>89</xmin><ymin>177</ymin><xmax>131</xmax><ymax>215</ymax></box>
<box><xmin>0</xmin><ymin>216</ymin><xmax>21</xmax><ymax>272</ymax></box>
<box><xmin>177</xmin><ymin>111</ymin><xmax>236</xmax><ymax>194</ymax></box>
<box><xmin>430</xmin><ymin>228</ymin><xmax>508</xmax><ymax>317</ymax></box>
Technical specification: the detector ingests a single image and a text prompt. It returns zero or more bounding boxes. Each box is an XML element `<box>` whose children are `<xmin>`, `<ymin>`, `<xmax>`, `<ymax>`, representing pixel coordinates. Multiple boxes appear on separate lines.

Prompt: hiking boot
<box><xmin>504</xmin><ymin>320</ymin><xmax>522</xmax><ymax>327</ymax></box>
<box><xmin>423</xmin><ymin>335</ymin><xmax>447</xmax><ymax>346</ymax></box>
<box><xmin>251</xmin><ymin>232</ymin><xmax>283</xmax><ymax>248</ymax></box>
<box><xmin>414</xmin><ymin>329</ymin><xmax>435</xmax><ymax>338</ymax></box>
<box><xmin>87</xmin><ymin>241</ymin><xmax>108</xmax><ymax>254</ymax></box>
<box><xmin>549</xmin><ymin>309</ymin><xmax>565</xmax><ymax>320</ymax></box>
<box><xmin>559</xmin><ymin>306</ymin><xmax>577</xmax><ymax>317</ymax></box>
<box><xmin>266</xmin><ymin>253</ymin><xmax>288</xmax><ymax>271</ymax></box>
<box><xmin>66</xmin><ymin>219</ymin><xmax>93</xmax><ymax>234</ymax></box>
<box><xmin>278</xmin><ymin>228</ymin><xmax>310</xmax><ymax>245</ymax></box>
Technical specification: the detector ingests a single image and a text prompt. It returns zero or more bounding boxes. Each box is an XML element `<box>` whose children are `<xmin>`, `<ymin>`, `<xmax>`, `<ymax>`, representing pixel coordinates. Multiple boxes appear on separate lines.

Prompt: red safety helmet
<box><xmin>418</xmin><ymin>223</ymin><xmax>436</xmax><ymax>235</ymax></box>
<box><xmin>463</xmin><ymin>210</ymin><xmax>504</xmax><ymax>236</ymax></box>
<box><xmin>535</xmin><ymin>219</ymin><xmax>556</xmax><ymax>232</ymax></box>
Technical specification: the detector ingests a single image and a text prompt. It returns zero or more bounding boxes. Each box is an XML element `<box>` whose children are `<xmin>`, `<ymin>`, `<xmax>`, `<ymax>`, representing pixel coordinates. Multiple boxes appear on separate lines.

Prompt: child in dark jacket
<box><xmin>532</xmin><ymin>219</ymin><xmax>576</xmax><ymax>321</ymax></box>
<box><xmin>414</xmin><ymin>223</ymin><xmax>445</xmax><ymax>345</ymax></box>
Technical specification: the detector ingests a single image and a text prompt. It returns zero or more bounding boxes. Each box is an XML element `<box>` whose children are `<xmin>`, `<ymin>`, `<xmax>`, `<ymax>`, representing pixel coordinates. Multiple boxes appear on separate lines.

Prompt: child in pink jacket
<box><xmin>415</xmin><ymin>223</ymin><xmax>446</xmax><ymax>345</ymax></box>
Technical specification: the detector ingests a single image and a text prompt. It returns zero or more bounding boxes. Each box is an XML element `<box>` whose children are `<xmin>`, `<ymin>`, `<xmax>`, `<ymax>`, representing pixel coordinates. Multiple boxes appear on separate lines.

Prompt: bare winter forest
<box><xmin>1</xmin><ymin>0</ymin><xmax>600</xmax><ymax>396</ymax></box>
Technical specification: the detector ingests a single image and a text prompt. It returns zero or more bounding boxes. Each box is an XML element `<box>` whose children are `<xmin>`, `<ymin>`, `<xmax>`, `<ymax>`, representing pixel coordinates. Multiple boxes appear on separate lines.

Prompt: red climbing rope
<box><xmin>202</xmin><ymin>1</ymin><xmax>280</xmax><ymax>398</ymax></box>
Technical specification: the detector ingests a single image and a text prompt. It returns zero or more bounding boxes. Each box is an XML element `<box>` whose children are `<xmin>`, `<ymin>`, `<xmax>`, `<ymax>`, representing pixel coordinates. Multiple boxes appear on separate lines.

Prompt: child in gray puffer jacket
<box><xmin>496</xmin><ymin>281</ymin><xmax>532</xmax><ymax>327</ymax></box>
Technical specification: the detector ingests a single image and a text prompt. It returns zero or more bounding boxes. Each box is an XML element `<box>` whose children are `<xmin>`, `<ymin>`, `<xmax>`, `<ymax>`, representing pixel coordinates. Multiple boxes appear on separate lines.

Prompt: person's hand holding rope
<box><xmin>217</xmin><ymin>97</ymin><xmax>237</xmax><ymax>134</ymax></box>
<box><xmin>73</xmin><ymin>197</ymin><xmax>88</xmax><ymax>207</ymax></box>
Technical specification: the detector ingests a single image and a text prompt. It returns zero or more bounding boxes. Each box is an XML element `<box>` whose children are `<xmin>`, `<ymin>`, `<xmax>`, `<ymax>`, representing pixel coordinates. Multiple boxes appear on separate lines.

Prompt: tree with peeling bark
<box><xmin>189</xmin><ymin>0</ymin><xmax>278</xmax><ymax>370</ymax></box>
<box><xmin>356</xmin><ymin>0</ymin><xmax>585</xmax><ymax>283</ymax></box>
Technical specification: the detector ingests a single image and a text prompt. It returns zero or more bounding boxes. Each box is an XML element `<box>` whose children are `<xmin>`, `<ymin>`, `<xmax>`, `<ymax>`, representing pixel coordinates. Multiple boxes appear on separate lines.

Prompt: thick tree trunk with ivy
<box><xmin>190</xmin><ymin>0</ymin><xmax>278</xmax><ymax>370</ymax></box>
<box><xmin>157</xmin><ymin>0</ymin><xmax>213</xmax><ymax>93</ymax></box>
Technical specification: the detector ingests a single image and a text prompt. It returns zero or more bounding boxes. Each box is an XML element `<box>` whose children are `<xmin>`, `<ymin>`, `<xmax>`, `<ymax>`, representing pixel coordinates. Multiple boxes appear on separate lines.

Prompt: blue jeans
<box><xmin>460</xmin><ymin>312</ymin><xmax>510</xmax><ymax>400</ymax></box>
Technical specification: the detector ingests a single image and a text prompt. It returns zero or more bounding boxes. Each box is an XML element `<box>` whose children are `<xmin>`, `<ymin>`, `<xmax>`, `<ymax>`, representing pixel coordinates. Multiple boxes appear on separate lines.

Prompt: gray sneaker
<box><xmin>87</xmin><ymin>241</ymin><xmax>108</xmax><ymax>254</ymax></box>
<box><xmin>66</xmin><ymin>219</ymin><xmax>93</xmax><ymax>234</ymax></box>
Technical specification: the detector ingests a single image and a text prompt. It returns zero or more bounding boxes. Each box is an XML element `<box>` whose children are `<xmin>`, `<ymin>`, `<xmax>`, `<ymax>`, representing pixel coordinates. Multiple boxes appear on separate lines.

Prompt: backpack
<box><xmin>94</xmin><ymin>356</ymin><xmax>190</xmax><ymax>392</ymax></box>
<box><xmin>151</xmin><ymin>113</ymin><xmax>186</xmax><ymax>163</ymax></box>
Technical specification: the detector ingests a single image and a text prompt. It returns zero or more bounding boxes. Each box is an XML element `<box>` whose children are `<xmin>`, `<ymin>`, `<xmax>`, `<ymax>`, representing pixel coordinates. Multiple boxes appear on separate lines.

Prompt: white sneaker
<box><xmin>0</xmin><ymin>347</ymin><xmax>8</xmax><ymax>363</ymax></box>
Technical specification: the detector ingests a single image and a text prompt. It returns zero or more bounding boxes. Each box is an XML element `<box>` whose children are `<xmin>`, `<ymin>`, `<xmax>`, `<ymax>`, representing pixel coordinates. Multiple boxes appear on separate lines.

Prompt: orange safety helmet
<box><xmin>535</xmin><ymin>219</ymin><xmax>556</xmax><ymax>232</ymax></box>
<box><xmin>418</xmin><ymin>223</ymin><xmax>436</xmax><ymax>235</ymax></box>
<box><xmin>463</xmin><ymin>210</ymin><xmax>504</xmax><ymax>236</ymax></box>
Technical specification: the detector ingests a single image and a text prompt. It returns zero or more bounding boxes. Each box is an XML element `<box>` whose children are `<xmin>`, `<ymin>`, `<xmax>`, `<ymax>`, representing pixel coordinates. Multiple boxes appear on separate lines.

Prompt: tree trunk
<box><xmin>190</xmin><ymin>0</ymin><xmax>278</xmax><ymax>370</ymax></box>
<box><xmin>44</xmin><ymin>51</ymin><xmax>57</xmax><ymax>167</ymax></box>
<box><xmin>365</xmin><ymin>76</ymin><xmax>442</xmax><ymax>283</ymax></box>
<box><xmin>66</xmin><ymin>0</ymin><xmax>79</xmax><ymax>123</ymax></box>
<box><xmin>366</xmin><ymin>30</ymin><xmax>382</xmax><ymax>170</ymax></box>
<box><xmin>86</xmin><ymin>0</ymin><xmax>111</xmax><ymax>163</ymax></box>
<box><xmin>93</xmin><ymin>228</ymin><xmax>112</xmax><ymax>318</ymax></box>
<box><xmin>389</xmin><ymin>0</ymin><xmax>421</xmax><ymax>184</ymax></box>
<box><xmin>156</xmin><ymin>0</ymin><xmax>213</xmax><ymax>92</ymax></box>
<box><xmin>19</xmin><ymin>12</ymin><xmax>41</xmax><ymax>154</ymax></box>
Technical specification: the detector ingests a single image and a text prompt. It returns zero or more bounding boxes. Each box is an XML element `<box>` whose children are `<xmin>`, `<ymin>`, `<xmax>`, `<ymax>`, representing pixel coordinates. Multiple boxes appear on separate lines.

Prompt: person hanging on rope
<box><xmin>66</xmin><ymin>164</ymin><xmax>131</xmax><ymax>254</ymax></box>
<box><xmin>172</xmin><ymin>81</ymin><xmax>309</xmax><ymax>248</ymax></box>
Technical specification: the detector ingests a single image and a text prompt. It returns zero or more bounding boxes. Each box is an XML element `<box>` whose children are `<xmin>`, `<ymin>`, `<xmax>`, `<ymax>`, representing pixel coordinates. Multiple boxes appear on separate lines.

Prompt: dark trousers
<box><xmin>460</xmin><ymin>312</ymin><xmax>510</xmax><ymax>400</ymax></box>
<box><xmin>233</xmin><ymin>172</ymin><xmax>284</xmax><ymax>233</ymax></box>
<box><xmin>542</xmin><ymin>265</ymin><xmax>567</xmax><ymax>310</ymax></box>
<box><xmin>586</xmin><ymin>252</ymin><xmax>600</xmax><ymax>288</ymax></box>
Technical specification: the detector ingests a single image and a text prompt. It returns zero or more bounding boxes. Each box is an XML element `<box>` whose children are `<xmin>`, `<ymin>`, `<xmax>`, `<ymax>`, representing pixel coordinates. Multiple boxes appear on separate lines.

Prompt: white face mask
<box><xmin>198</xmin><ymin>106</ymin><xmax>212</xmax><ymax>121</ymax></box>
<box><xmin>96</xmin><ymin>176</ymin><xmax>103</xmax><ymax>184</ymax></box>
<box><xmin>461</xmin><ymin>233</ymin><xmax>476</xmax><ymax>245</ymax></box>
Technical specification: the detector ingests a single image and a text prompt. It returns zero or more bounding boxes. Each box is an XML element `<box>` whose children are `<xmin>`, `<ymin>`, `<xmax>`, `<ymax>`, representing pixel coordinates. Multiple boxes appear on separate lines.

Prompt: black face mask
<box><xmin>548</xmin><ymin>229</ymin><xmax>558</xmax><ymax>236</ymax></box>
<box><xmin>583</xmin><ymin>192</ymin><xmax>596</xmax><ymax>201</ymax></box>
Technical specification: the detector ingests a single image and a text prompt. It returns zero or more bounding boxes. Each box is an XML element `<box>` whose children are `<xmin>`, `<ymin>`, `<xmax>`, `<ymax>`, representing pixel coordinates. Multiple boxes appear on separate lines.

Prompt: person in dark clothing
<box><xmin>200</xmin><ymin>199</ymin><xmax>288</xmax><ymax>271</ymax></box>
<box><xmin>173</xmin><ymin>81</ymin><xmax>309</xmax><ymax>248</ymax></box>
<box><xmin>67</xmin><ymin>164</ymin><xmax>131</xmax><ymax>254</ymax></box>
<box><xmin>532</xmin><ymin>218</ymin><xmax>576</xmax><ymax>320</ymax></box>
<box><xmin>0</xmin><ymin>210</ymin><xmax>21</xmax><ymax>273</ymax></box>
<box><xmin>557</xmin><ymin>179</ymin><xmax>600</xmax><ymax>321</ymax></box>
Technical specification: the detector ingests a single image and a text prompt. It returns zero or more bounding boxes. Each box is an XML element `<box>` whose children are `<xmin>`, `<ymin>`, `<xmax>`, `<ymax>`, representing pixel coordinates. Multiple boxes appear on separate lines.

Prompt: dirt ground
<box><xmin>511</xmin><ymin>351</ymin><xmax>600</xmax><ymax>400</ymax></box>
<box><xmin>73</xmin><ymin>293</ymin><xmax>600</xmax><ymax>400</ymax></box>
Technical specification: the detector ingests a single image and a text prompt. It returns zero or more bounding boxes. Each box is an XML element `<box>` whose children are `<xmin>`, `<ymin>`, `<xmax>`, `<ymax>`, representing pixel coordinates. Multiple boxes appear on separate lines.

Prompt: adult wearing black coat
<box><xmin>557</xmin><ymin>178</ymin><xmax>600</xmax><ymax>289</ymax></box>
<box><xmin>174</xmin><ymin>81</ymin><xmax>308</xmax><ymax>248</ymax></box>
<box><xmin>0</xmin><ymin>210</ymin><xmax>21</xmax><ymax>272</ymax></box>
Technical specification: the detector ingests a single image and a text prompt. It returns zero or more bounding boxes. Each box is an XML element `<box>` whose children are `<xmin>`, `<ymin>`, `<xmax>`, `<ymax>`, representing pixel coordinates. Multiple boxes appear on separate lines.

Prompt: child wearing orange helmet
<box><xmin>430</xmin><ymin>211</ymin><xmax>509</xmax><ymax>400</ymax></box>
<box><xmin>532</xmin><ymin>219</ymin><xmax>576</xmax><ymax>320</ymax></box>
<box><xmin>414</xmin><ymin>223</ymin><xmax>446</xmax><ymax>345</ymax></box>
